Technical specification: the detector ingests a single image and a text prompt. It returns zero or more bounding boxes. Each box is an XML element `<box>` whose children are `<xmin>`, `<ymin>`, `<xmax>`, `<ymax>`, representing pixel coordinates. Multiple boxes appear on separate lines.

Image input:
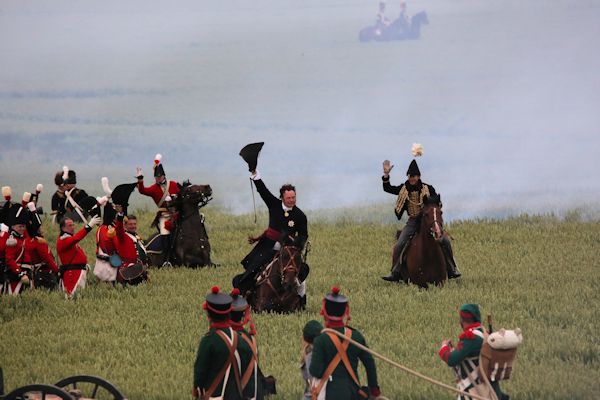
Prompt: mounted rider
<box><xmin>193</xmin><ymin>286</ymin><xmax>254</xmax><ymax>400</ymax></box>
<box><xmin>438</xmin><ymin>304</ymin><xmax>510</xmax><ymax>400</ymax></box>
<box><xmin>136</xmin><ymin>154</ymin><xmax>180</xmax><ymax>267</ymax></box>
<box><xmin>375</xmin><ymin>1</ymin><xmax>391</xmax><ymax>33</ymax></box>
<box><xmin>234</xmin><ymin>143</ymin><xmax>309</xmax><ymax>303</ymax></box>
<box><xmin>381</xmin><ymin>143</ymin><xmax>461</xmax><ymax>282</ymax></box>
<box><xmin>309</xmin><ymin>286</ymin><xmax>381</xmax><ymax>400</ymax></box>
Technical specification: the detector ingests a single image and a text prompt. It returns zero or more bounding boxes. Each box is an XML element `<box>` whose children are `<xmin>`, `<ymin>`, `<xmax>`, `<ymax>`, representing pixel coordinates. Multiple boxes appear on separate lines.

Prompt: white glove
<box><xmin>250</xmin><ymin>170</ymin><xmax>261</xmax><ymax>181</ymax></box>
<box><xmin>87</xmin><ymin>215</ymin><xmax>101</xmax><ymax>228</ymax></box>
<box><xmin>136</xmin><ymin>167</ymin><xmax>143</xmax><ymax>179</ymax></box>
<box><xmin>96</xmin><ymin>196</ymin><xmax>108</xmax><ymax>206</ymax></box>
<box><xmin>0</xmin><ymin>223</ymin><xmax>8</xmax><ymax>233</ymax></box>
<box><xmin>36</xmin><ymin>183</ymin><xmax>43</xmax><ymax>193</ymax></box>
<box><xmin>165</xmin><ymin>195</ymin><xmax>172</xmax><ymax>202</ymax></box>
<box><xmin>27</xmin><ymin>202</ymin><xmax>37</xmax><ymax>212</ymax></box>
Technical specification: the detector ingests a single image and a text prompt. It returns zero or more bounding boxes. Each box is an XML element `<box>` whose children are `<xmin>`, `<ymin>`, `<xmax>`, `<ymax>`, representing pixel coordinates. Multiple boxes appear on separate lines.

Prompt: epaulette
<box><xmin>60</xmin><ymin>233</ymin><xmax>70</xmax><ymax>240</ymax></box>
<box><xmin>36</xmin><ymin>236</ymin><xmax>47</xmax><ymax>245</ymax></box>
<box><xmin>107</xmin><ymin>226</ymin><xmax>116</xmax><ymax>238</ymax></box>
<box><xmin>6</xmin><ymin>236</ymin><xmax>17</xmax><ymax>247</ymax></box>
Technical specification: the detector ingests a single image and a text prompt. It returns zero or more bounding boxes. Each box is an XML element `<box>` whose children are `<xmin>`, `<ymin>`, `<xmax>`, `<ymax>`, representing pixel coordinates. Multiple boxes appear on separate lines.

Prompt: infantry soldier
<box><xmin>3</xmin><ymin>205</ymin><xmax>32</xmax><ymax>295</ymax></box>
<box><xmin>381</xmin><ymin>143</ymin><xmax>461</xmax><ymax>282</ymax></box>
<box><xmin>309</xmin><ymin>287</ymin><xmax>381</xmax><ymax>400</ymax></box>
<box><xmin>136</xmin><ymin>154</ymin><xmax>180</xmax><ymax>266</ymax></box>
<box><xmin>438</xmin><ymin>304</ymin><xmax>509</xmax><ymax>400</ymax></box>
<box><xmin>52</xmin><ymin>166</ymin><xmax>89</xmax><ymax>223</ymax></box>
<box><xmin>234</xmin><ymin>143</ymin><xmax>309</xmax><ymax>301</ymax></box>
<box><xmin>193</xmin><ymin>286</ymin><xmax>253</xmax><ymax>400</ymax></box>
<box><xmin>56</xmin><ymin>214</ymin><xmax>101</xmax><ymax>299</ymax></box>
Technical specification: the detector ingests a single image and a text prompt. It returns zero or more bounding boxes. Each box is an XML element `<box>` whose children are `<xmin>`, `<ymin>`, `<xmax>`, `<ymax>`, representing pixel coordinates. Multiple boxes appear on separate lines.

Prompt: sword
<box><xmin>65</xmin><ymin>188</ymin><xmax>89</xmax><ymax>225</ymax></box>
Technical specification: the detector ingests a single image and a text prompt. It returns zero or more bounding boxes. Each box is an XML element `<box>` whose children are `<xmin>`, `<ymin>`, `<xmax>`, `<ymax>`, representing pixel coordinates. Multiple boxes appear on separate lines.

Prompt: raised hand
<box><xmin>383</xmin><ymin>160</ymin><xmax>394</xmax><ymax>175</ymax></box>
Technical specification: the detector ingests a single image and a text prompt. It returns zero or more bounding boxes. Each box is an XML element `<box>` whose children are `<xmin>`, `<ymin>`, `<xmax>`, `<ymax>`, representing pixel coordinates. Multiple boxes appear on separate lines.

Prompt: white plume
<box><xmin>36</xmin><ymin>184</ymin><xmax>43</xmax><ymax>193</ymax></box>
<box><xmin>101</xmin><ymin>177</ymin><xmax>113</xmax><ymax>195</ymax></box>
<box><xmin>411</xmin><ymin>143</ymin><xmax>424</xmax><ymax>157</ymax></box>
<box><xmin>96</xmin><ymin>196</ymin><xmax>109</xmax><ymax>206</ymax></box>
<box><xmin>2</xmin><ymin>186</ymin><xmax>11</xmax><ymax>198</ymax></box>
<box><xmin>154</xmin><ymin>153</ymin><xmax>162</xmax><ymax>162</ymax></box>
<box><xmin>22</xmin><ymin>192</ymin><xmax>32</xmax><ymax>203</ymax></box>
<box><xmin>62</xmin><ymin>166</ymin><xmax>69</xmax><ymax>180</ymax></box>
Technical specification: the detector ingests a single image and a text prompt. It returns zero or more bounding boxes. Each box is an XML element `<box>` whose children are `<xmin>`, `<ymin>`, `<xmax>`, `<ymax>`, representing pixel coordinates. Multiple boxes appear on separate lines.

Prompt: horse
<box><xmin>246</xmin><ymin>241</ymin><xmax>305</xmax><ymax>313</ymax></box>
<box><xmin>359</xmin><ymin>11</ymin><xmax>429</xmax><ymax>42</ymax></box>
<box><xmin>393</xmin><ymin>194</ymin><xmax>447</xmax><ymax>288</ymax></box>
<box><xmin>146</xmin><ymin>183</ymin><xmax>214</xmax><ymax>268</ymax></box>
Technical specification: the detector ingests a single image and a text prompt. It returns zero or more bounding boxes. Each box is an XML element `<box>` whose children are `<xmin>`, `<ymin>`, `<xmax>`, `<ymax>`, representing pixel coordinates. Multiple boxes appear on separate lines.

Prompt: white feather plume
<box><xmin>101</xmin><ymin>177</ymin><xmax>113</xmax><ymax>195</ymax></box>
<box><xmin>154</xmin><ymin>153</ymin><xmax>162</xmax><ymax>162</ymax></box>
<box><xmin>2</xmin><ymin>186</ymin><xmax>11</xmax><ymax>198</ymax></box>
<box><xmin>36</xmin><ymin>184</ymin><xmax>43</xmax><ymax>193</ymax></box>
<box><xmin>62</xmin><ymin>166</ymin><xmax>69</xmax><ymax>180</ymax></box>
<box><xmin>22</xmin><ymin>192</ymin><xmax>31</xmax><ymax>203</ymax></box>
<box><xmin>411</xmin><ymin>143</ymin><xmax>424</xmax><ymax>157</ymax></box>
<box><xmin>96</xmin><ymin>196</ymin><xmax>109</xmax><ymax>206</ymax></box>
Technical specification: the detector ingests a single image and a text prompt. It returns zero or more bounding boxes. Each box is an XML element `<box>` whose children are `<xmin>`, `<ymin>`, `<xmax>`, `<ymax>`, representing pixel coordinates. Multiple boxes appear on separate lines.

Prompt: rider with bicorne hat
<box><xmin>234</xmin><ymin>143</ymin><xmax>309</xmax><ymax>303</ymax></box>
<box><xmin>381</xmin><ymin>143</ymin><xmax>461</xmax><ymax>282</ymax></box>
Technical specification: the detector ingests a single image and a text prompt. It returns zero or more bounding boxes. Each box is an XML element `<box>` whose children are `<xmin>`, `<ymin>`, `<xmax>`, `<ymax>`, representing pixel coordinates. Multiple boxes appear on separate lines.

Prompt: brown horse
<box><xmin>395</xmin><ymin>195</ymin><xmax>447</xmax><ymax>288</ymax></box>
<box><xmin>247</xmin><ymin>244</ymin><xmax>303</xmax><ymax>313</ymax></box>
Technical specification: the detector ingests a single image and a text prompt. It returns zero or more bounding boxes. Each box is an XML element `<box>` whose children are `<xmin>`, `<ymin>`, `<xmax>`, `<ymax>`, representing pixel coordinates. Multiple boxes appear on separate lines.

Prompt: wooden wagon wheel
<box><xmin>54</xmin><ymin>375</ymin><xmax>127</xmax><ymax>400</ymax></box>
<box><xmin>3</xmin><ymin>383</ymin><xmax>76</xmax><ymax>400</ymax></box>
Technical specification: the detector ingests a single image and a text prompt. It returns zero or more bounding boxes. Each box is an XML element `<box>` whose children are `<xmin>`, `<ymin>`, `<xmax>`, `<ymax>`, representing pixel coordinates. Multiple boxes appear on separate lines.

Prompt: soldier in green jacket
<box><xmin>193</xmin><ymin>286</ymin><xmax>253</xmax><ymax>400</ymax></box>
<box><xmin>438</xmin><ymin>304</ymin><xmax>509</xmax><ymax>400</ymax></box>
<box><xmin>309</xmin><ymin>287</ymin><xmax>381</xmax><ymax>400</ymax></box>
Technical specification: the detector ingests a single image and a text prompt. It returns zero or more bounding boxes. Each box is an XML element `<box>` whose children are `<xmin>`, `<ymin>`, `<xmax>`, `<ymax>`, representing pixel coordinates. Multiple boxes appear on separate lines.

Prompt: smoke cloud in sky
<box><xmin>1</xmin><ymin>0</ymin><xmax>599</xmax><ymax>220</ymax></box>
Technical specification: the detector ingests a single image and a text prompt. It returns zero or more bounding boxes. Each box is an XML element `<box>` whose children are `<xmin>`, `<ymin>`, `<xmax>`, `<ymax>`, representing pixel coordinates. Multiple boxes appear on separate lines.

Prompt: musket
<box><xmin>487</xmin><ymin>314</ymin><xmax>493</xmax><ymax>333</ymax></box>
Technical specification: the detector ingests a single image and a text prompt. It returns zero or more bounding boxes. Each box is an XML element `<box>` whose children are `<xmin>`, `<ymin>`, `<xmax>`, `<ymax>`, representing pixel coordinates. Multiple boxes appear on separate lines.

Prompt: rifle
<box><xmin>487</xmin><ymin>314</ymin><xmax>493</xmax><ymax>333</ymax></box>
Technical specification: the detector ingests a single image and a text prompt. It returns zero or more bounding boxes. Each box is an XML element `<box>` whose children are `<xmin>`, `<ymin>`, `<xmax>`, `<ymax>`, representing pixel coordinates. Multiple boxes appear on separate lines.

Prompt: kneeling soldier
<box><xmin>309</xmin><ymin>287</ymin><xmax>381</xmax><ymax>400</ymax></box>
<box><xmin>193</xmin><ymin>286</ymin><xmax>253</xmax><ymax>400</ymax></box>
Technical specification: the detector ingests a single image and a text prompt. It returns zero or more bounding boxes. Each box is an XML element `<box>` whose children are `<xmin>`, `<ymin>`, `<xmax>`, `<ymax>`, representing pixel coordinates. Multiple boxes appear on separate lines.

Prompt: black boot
<box><xmin>161</xmin><ymin>234</ymin><xmax>172</xmax><ymax>267</ymax></box>
<box><xmin>440</xmin><ymin>240</ymin><xmax>461</xmax><ymax>279</ymax></box>
<box><xmin>382</xmin><ymin>271</ymin><xmax>402</xmax><ymax>282</ymax></box>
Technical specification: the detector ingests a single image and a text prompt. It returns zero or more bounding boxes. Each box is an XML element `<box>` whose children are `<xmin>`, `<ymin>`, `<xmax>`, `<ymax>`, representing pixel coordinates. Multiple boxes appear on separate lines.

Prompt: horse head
<box><xmin>277</xmin><ymin>244</ymin><xmax>302</xmax><ymax>293</ymax></box>
<box><xmin>411</xmin><ymin>11</ymin><xmax>428</xmax><ymax>26</ymax></box>
<box><xmin>422</xmin><ymin>194</ymin><xmax>444</xmax><ymax>241</ymax></box>
<box><xmin>177</xmin><ymin>183</ymin><xmax>213</xmax><ymax>208</ymax></box>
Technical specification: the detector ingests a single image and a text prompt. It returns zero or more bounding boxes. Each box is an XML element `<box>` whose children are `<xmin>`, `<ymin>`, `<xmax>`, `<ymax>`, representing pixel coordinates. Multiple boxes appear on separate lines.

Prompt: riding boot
<box><xmin>440</xmin><ymin>240</ymin><xmax>461</xmax><ymax>279</ymax></box>
<box><xmin>161</xmin><ymin>234</ymin><xmax>172</xmax><ymax>267</ymax></box>
<box><xmin>382</xmin><ymin>270</ymin><xmax>402</xmax><ymax>282</ymax></box>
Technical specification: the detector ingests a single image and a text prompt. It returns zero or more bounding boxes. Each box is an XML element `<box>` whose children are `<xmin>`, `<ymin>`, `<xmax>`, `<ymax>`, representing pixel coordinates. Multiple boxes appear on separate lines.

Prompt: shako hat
<box><xmin>153</xmin><ymin>154</ymin><xmax>166</xmax><ymax>177</ymax></box>
<box><xmin>7</xmin><ymin>205</ymin><xmax>29</xmax><ymax>226</ymax></box>
<box><xmin>230</xmin><ymin>288</ymin><xmax>249</xmax><ymax>312</ymax></box>
<box><xmin>459</xmin><ymin>303</ymin><xmax>481</xmax><ymax>323</ymax></box>
<box><xmin>406</xmin><ymin>143</ymin><xmax>423</xmax><ymax>176</ymax></box>
<box><xmin>203</xmin><ymin>286</ymin><xmax>233</xmax><ymax>315</ymax></box>
<box><xmin>62</xmin><ymin>166</ymin><xmax>77</xmax><ymax>184</ymax></box>
<box><xmin>323</xmin><ymin>286</ymin><xmax>349</xmax><ymax>317</ymax></box>
<box><xmin>239</xmin><ymin>142</ymin><xmax>264</xmax><ymax>172</ymax></box>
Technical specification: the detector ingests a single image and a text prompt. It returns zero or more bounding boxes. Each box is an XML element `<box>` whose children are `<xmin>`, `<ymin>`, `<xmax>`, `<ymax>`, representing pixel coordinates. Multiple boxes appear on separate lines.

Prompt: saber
<box><xmin>322</xmin><ymin>328</ymin><xmax>491</xmax><ymax>400</ymax></box>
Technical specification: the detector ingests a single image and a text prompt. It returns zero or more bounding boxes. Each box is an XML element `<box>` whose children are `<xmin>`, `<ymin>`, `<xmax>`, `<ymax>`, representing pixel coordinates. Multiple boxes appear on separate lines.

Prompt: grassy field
<box><xmin>1</xmin><ymin>209</ymin><xmax>599</xmax><ymax>399</ymax></box>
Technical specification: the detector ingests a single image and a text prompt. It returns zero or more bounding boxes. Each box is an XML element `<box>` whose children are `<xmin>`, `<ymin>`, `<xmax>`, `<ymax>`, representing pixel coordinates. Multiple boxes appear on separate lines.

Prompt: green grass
<box><xmin>1</xmin><ymin>209</ymin><xmax>599</xmax><ymax>399</ymax></box>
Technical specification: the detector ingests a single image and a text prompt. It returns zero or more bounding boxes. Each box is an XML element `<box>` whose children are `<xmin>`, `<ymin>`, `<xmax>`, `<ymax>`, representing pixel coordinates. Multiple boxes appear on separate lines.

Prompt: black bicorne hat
<box><xmin>203</xmin><ymin>286</ymin><xmax>233</xmax><ymax>315</ymax></box>
<box><xmin>26</xmin><ymin>209</ymin><xmax>43</xmax><ymax>237</ymax></box>
<box><xmin>64</xmin><ymin>170</ymin><xmax>77</xmax><ymax>185</ymax></box>
<box><xmin>406</xmin><ymin>159</ymin><xmax>421</xmax><ymax>176</ymax></box>
<box><xmin>103</xmin><ymin>202</ymin><xmax>117</xmax><ymax>226</ymax></box>
<box><xmin>239</xmin><ymin>142</ymin><xmax>264</xmax><ymax>172</ymax></box>
<box><xmin>79</xmin><ymin>196</ymin><xmax>101</xmax><ymax>218</ymax></box>
<box><xmin>324</xmin><ymin>286</ymin><xmax>349</xmax><ymax>317</ymax></box>
<box><xmin>0</xmin><ymin>201</ymin><xmax>14</xmax><ymax>225</ymax></box>
<box><xmin>7</xmin><ymin>205</ymin><xmax>29</xmax><ymax>226</ymax></box>
<box><xmin>110</xmin><ymin>183</ymin><xmax>137</xmax><ymax>211</ymax></box>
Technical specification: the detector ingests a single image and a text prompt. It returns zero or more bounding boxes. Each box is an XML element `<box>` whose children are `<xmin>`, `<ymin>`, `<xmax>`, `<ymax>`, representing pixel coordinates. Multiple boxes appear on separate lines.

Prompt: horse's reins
<box><xmin>322</xmin><ymin>328</ymin><xmax>490</xmax><ymax>400</ymax></box>
<box><xmin>257</xmin><ymin>246</ymin><xmax>300</xmax><ymax>303</ymax></box>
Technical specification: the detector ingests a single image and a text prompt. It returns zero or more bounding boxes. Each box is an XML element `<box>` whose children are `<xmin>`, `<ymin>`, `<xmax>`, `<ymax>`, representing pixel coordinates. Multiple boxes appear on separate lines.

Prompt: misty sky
<box><xmin>1</xmin><ymin>0</ymin><xmax>599</xmax><ymax>220</ymax></box>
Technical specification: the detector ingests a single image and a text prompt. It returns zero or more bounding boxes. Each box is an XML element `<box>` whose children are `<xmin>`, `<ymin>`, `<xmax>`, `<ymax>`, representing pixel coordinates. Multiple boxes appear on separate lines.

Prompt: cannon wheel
<box><xmin>4</xmin><ymin>383</ymin><xmax>76</xmax><ymax>400</ymax></box>
<box><xmin>55</xmin><ymin>375</ymin><xmax>126</xmax><ymax>400</ymax></box>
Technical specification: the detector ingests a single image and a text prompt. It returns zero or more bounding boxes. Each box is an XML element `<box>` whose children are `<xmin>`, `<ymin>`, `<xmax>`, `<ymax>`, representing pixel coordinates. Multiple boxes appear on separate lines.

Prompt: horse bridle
<box><xmin>428</xmin><ymin>206</ymin><xmax>443</xmax><ymax>240</ymax></box>
<box><xmin>256</xmin><ymin>245</ymin><xmax>301</xmax><ymax>291</ymax></box>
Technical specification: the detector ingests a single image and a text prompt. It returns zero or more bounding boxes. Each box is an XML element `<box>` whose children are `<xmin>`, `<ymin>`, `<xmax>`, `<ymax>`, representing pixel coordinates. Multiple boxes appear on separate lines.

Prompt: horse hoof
<box><xmin>162</xmin><ymin>261</ymin><xmax>173</xmax><ymax>268</ymax></box>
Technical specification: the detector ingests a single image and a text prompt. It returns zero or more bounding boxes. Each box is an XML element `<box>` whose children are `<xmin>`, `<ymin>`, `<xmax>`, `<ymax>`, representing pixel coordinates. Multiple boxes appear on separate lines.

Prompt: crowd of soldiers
<box><xmin>1</xmin><ymin>144</ymin><xmax>511</xmax><ymax>399</ymax></box>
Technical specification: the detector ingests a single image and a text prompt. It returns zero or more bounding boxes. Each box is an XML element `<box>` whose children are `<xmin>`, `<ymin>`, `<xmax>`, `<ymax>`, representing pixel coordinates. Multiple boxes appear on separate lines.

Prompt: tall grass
<box><xmin>1</xmin><ymin>210</ymin><xmax>598</xmax><ymax>399</ymax></box>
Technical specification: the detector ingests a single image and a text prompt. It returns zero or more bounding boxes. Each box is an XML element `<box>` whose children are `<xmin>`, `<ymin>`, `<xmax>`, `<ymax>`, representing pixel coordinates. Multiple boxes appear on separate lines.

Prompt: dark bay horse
<box><xmin>394</xmin><ymin>195</ymin><xmax>447</xmax><ymax>288</ymax></box>
<box><xmin>247</xmin><ymin>243</ymin><xmax>304</xmax><ymax>313</ymax></box>
<box><xmin>147</xmin><ymin>183</ymin><xmax>214</xmax><ymax>268</ymax></box>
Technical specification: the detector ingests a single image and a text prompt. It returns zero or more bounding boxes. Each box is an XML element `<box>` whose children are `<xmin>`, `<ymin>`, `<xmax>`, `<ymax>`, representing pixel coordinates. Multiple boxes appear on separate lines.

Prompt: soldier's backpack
<box><xmin>480</xmin><ymin>327</ymin><xmax>523</xmax><ymax>383</ymax></box>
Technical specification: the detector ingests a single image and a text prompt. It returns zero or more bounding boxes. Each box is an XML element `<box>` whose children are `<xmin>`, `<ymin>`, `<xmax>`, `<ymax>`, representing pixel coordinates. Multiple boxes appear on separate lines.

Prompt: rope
<box><xmin>322</xmin><ymin>328</ymin><xmax>491</xmax><ymax>400</ymax></box>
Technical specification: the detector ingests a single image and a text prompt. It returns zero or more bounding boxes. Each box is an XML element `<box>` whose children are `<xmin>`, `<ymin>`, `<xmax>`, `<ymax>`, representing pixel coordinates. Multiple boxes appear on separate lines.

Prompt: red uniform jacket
<box><xmin>96</xmin><ymin>224</ymin><xmax>117</xmax><ymax>256</ymax></box>
<box><xmin>57</xmin><ymin>228</ymin><xmax>90</xmax><ymax>266</ymax></box>
<box><xmin>114</xmin><ymin>218</ymin><xmax>141</xmax><ymax>264</ymax></box>
<box><xmin>0</xmin><ymin>232</ymin><xmax>9</xmax><ymax>261</ymax></box>
<box><xmin>137</xmin><ymin>180</ymin><xmax>180</xmax><ymax>206</ymax></box>
<box><xmin>5</xmin><ymin>232</ymin><xmax>29</xmax><ymax>275</ymax></box>
<box><xmin>27</xmin><ymin>237</ymin><xmax>59</xmax><ymax>273</ymax></box>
